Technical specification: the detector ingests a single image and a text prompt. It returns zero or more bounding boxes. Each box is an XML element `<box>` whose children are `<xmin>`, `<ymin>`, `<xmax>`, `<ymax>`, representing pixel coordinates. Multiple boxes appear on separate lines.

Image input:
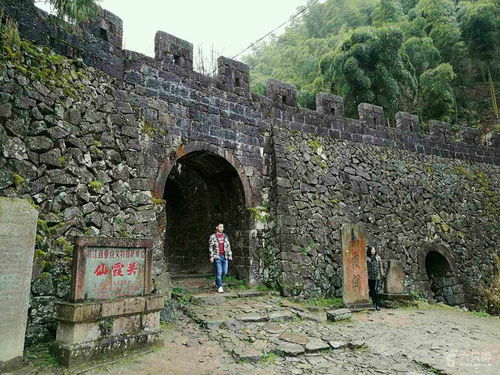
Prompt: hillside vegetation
<box><xmin>244</xmin><ymin>0</ymin><xmax>499</xmax><ymax>136</ymax></box>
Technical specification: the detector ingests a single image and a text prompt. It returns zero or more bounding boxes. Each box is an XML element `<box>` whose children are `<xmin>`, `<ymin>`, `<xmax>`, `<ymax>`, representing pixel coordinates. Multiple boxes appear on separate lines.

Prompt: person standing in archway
<box><xmin>367</xmin><ymin>246</ymin><xmax>385</xmax><ymax>311</ymax></box>
<box><xmin>209</xmin><ymin>223</ymin><xmax>232</xmax><ymax>293</ymax></box>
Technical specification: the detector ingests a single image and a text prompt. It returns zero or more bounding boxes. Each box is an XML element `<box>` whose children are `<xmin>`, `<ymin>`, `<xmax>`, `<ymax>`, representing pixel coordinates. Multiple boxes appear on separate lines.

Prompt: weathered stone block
<box><xmin>326</xmin><ymin>308</ymin><xmax>352</xmax><ymax>322</ymax></box>
<box><xmin>56</xmin><ymin>321</ymin><xmax>100</xmax><ymax>345</ymax></box>
<box><xmin>141</xmin><ymin>312</ymin><xmax>160</xmax><ymax>330</ymax></box>
<box><xmin>112</xmin><ymin>315</ymin><xmax>141</xmax><ymax>336</ymax></box>
<box><xmin>316</xmin><ymin>92</ymin><xmax>344</xmax><ymax>116</ymax></box>
<box><xmin>145</xmin><ymin>295</ymin><xmax>166</xmax><ymax>311</ymax></box>
<box><xmin>154</xmin><ymin>31</ymin><xmax>193</xmax><ymax>71</ymax></box>
<box><xmin>461</xmin><ymin>127</ymin><xmax>480</xmax><ymax>145</ymax></box>
<box><xmin>341</xmin><ymin>223</ymin><xmax>370</xmax><ymax>308</ymax></box>
<box><xmin>384</xmin><ymin>260</ymin><xmax>405</xmax><ymax>294</ymax></box>
<box><xmin>395</xmin><ymin>112</ymin><xmax>420</xmax><ymax>133</ymax></box>
<box><xmin>429</xmin><ymin>120</ymin><xmax>452</xmax><ymax>142</ymax></box>
<box><xmin>266</xmin><ymin>79</ymin><xmax>297</xmax><ymax>108</ymax></box>
<box><xmin>0</xmin><ymin>198</ymin><xmax>38</xmax><ymax>372</ymax></box>
<box><xmin>358</xmin><ymin>103</ymin><xmax>385</xmax><ymax>128</ymax></box>
<box><xmin>217</xmin><ymin>56</ymin><xmax>249</xmax><ymax>95</ymax></box>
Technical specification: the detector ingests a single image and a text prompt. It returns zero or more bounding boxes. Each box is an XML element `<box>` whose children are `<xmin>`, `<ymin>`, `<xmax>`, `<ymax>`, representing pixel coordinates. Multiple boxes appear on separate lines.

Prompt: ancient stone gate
<box><xmin>0</xmin><ymin>0</ymin><xmax>499</xmax><ymax>345</ymax></box>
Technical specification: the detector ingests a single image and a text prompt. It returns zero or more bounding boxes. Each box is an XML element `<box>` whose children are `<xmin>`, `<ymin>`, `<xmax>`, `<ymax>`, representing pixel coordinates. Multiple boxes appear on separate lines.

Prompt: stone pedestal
<box><xmin>55</xmin><ymin>236</ymin><xmax>164</xmax><ymax>367</ymax></box>
<box><xmin>55</xmin><ymin>295</ymin><xmax>164</xmax><ymax>366</ymax></box>
<box><xmin>341</xmin><ymin>223</ymin><xmax>372</xmax><ymax>310</ymax></box>
<box><xmin>0</xmin><ymin>198</ymin><xmax>38</xmax><ymax>372</ymax></box>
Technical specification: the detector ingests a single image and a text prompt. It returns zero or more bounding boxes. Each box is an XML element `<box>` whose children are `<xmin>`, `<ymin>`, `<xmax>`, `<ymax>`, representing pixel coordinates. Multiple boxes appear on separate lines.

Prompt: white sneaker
<box><xmin>217</xmin><ymin>287</ymin><xmax>224</xmax><ymax>293</ymax></box>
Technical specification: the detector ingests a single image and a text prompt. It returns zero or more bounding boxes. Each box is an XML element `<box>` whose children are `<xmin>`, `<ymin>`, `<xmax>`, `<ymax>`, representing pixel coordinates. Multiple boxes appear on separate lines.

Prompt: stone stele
<box><xmin>341</xmin><ymin>223</ymin><xmax>371</xmax><ymax>309</ymax></box>
<box><xmin>0</xmin><ymin>197</ymin><xmax>38</xmax><ymax>372</ymax></box>
<box><xmin>384</xmin><ymin>259</ymin><xmax>406</xmax><ymax>294</ymax></box>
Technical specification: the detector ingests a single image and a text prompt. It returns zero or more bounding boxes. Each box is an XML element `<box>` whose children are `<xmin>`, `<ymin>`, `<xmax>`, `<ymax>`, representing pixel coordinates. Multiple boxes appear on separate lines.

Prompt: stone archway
<box><xmin>417</xmin><ymin>244</ymin><xmax>465</xmax><ymax>306</ymax></box>
<box><xmin>158</xmin><ymin>148</ymin><xmax>251</xmax><ymax>280</ymax></box>
<box><xmin>425</xmin><ymin>251</ymin><xmax>454</xmax><ymax>304</ymax></box>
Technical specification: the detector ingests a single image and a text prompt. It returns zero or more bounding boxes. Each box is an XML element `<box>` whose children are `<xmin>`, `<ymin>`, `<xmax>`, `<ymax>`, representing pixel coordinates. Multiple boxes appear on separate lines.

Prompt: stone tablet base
<box><xmin>345</xmin><ymin>303</ymin><xmax>376</xmax><ymax>312</ymax></box>
<box><xmin>379</xmin><ymin>293</ymin><xmax>412</xmax><ymax>301</ymax></box>
<box><xmin>55</xmin><ymin>295</ymin><xmax>164</xmax><ymax>367</ymax></box>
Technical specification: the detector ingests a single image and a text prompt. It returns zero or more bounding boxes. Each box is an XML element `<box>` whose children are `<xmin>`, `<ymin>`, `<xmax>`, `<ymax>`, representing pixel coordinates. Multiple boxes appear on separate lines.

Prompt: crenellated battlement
<box><xmin>1</xmin><ymin>0</ymin><xmax>498</xmax><ymax>165</ymax></box>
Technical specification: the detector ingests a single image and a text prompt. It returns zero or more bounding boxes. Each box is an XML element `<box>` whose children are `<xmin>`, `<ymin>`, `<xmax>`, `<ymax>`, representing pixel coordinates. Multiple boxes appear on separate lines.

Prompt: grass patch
<box><xmin>24</xmin><ymin>342</ymin><xmax>61</xmax><ymax>368</ymax></box>
<box><xmin>260</xmin><ymin>351</ymin><xmax>279</xmax><ymax>364</ymax></box>
<box><xmin>255</xmin><ymin>284</ymin><xmax>272</xmax><ymax>292</ymax></box>
<box><xmin>472</xmin><ymin>310</ymin><xmax>491</xmax><ymax>318</ymax></box>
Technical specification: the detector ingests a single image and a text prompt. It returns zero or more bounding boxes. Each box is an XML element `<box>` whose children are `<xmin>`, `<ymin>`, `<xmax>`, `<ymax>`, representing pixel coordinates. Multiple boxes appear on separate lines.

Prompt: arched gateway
<box><xmin>154</xmin><ymin>145</ymin><xmax>253</xmax><ymax>281</ymax></box>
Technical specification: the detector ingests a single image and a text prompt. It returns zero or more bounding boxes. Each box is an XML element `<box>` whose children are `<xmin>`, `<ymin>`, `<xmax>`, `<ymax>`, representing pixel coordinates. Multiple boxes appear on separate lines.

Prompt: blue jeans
<box><xmin>214</xmin><ymin>257</ymin><xmax>228</xmax><ymax>288</ymax></box>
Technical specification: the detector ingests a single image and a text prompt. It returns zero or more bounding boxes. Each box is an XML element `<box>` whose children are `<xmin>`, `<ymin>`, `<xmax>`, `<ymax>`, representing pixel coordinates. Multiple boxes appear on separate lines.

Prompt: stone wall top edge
<box><xmin>5</xmin><ymin>0</ymin><xmax>498</xmax><ymax>165</ymax></box>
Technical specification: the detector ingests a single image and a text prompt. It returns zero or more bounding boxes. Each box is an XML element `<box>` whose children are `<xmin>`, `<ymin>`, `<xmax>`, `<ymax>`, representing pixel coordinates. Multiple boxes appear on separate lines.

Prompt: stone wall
<box><xmin>0</xmin><ymin>0</ymin><xmax>499</xmax><ymax>346</ymax></box>
<box><xmin>269</xmin><ymin>126</ymin><xmax>499</xmax><ymax>305</ymax></box>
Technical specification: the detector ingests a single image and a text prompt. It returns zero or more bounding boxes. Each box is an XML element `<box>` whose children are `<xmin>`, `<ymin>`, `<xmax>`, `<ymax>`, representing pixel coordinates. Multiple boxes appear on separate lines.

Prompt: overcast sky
<box><xmin>36</xmin><ymin>0</ymin><xmax>318</xmax><ymax>63</ymax></box>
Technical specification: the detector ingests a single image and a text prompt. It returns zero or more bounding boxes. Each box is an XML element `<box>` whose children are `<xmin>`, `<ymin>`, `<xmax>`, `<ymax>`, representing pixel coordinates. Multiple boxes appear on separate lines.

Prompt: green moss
<box><xmin>54</xmin><ymin>236</ymin><xmax>74</xmax><ymax>255</ymax></box>
<box><xmin>88</xmin><ymin>180</ymin><xmax>104</xmax><ymax>192</ymax></box>
<box><xmin>299</xmin><ymin>242</ymin><xmax>318</xmax><ymax>256</ymax></box>
<box><xmin>455</xmin><ymin>166</ymin><xmax>499</xmax><ymax>216</ymax></box>
<box><xmin>12</xmin><ymin>172</ymin><xmax>25</xmax><ymax>187</ymax></box>
<box><xmin>307</xmin><ymin>138</ymin><xmax>323</xmax><ymax>153</ymax></box>
<box><xmin>248</xmin><ymin>206</ymin><xmax>270</xmax><ymax>223</ymax></box>
<box><xmin>90</xmin><ymin>141</ymin><xmax>102</xmax><ymax>155</ymax></box>
<box><xmin>1</xmin><ymin>29</ymin><xmax>88</xmax><ymax>100</ymax></box>
<box><xmin>34</xmin><ymin>249</ymin><xmax>47</xmax><ymax>265</ymax></box>
<box><xmin>151</xmin><ymin>197</ymin><xmax>166</xmax><ymax>205</ymax></box>
<box><xmin>143</xmin><ymin>120</ymin><xmax>168</xmax><ymax>137</ymax></box>
<box><xmin>23</xmin><ymin>342</ymin><xmax>61</xmax><ymax>368</ymax></box>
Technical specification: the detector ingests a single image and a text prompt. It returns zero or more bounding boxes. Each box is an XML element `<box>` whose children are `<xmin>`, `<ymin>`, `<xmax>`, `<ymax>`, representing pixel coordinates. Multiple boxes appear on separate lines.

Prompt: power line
<box><xmin>231</xmin><ymin>0</ymin><xmax>321</xmax><ymax>60</ymax></box>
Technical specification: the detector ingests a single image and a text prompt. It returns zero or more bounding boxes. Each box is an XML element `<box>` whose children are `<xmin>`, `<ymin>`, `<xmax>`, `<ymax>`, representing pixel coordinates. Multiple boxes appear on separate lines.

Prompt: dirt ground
<box><xmin>10</xmin><ymin>283</ymin><xmax>500</xmax><ymax>375</ymax></box>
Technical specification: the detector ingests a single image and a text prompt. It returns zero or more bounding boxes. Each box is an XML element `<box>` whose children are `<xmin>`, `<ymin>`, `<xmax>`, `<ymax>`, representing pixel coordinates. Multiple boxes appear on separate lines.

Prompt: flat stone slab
<box><xmin>236</xmin><ymin>313</ymin><xmax>267</xmax><ymax>322</ymax></box>
<box><xmin>232</xmin><ymin>346</ymin><xmax>262</xmax><ymax>362</ymax></box>
<box><xmin>296</xmin><ymin>311</ymin><xmax>323</xmax><ymax>322</ymax></box>
<box><xmin>268</xmin><ymin>311</ymin><xmax>295</xmax><ymax>322</ymax></box>
<box><xmin>305</xmin><ymin>340</ymin><xmax>331</xmax><ymax>353</ymax></box>
<box><xmin>192</xmin><ymin>294</ymin><xmax>226</xmax><ymax>306</ymax></box>
<box><xmin>279</xmin><ymin>332</ymin><xmax>309</xmax><ymax>345</ymax></box>
<box><xmin>348</xmin><ymin>340</ymin><xmax>366</xmax><ymax>349</ymax></box>
<box><xmin>203</xmin><ymin>320</ymin><xmax>224</xmax><ymax>330</ymax></box>
<box><xmin>237</xmin><ymin>291</ymin><xmax>267</xmax><ymax>298</ymax></box>
<box><xmin>326</xmin><ymin>308</ymin><xmax>352</xmax><ymax>322</ymax></box>
<box><xmin>0</xmin><ymin>197</ymin><xmax>38</xmax><ymax>371</ymax></box>
<box><xmin>274</xmin><ymin>342</ymin><xmax>305</xmax><ymax>357</ymax></box>
<box><xmin>329</xmin><ymin>341</ymin><xmax>349</xmax><ymax>349</ymax></box>
<box><xmin>263</xmin><ymin>323</ymin><xmax>286</xmax><ymax>334</ymax></box>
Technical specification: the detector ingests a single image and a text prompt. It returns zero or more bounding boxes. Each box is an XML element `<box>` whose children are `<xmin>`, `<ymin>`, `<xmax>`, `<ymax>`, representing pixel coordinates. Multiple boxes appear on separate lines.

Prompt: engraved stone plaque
<box><xmin>71</xmin><ymin>237</ymin><xmax>153</xmax><ymax>302</ymax></box>
<box><xmin>0</xmin><ymin>197</ymin><xmax>38</xmax><ymax>371</ymax></box>
<box><xmin>341</xmin><ymin>223</ymin><xmax>370</xmax><ymax>307</ymax></box>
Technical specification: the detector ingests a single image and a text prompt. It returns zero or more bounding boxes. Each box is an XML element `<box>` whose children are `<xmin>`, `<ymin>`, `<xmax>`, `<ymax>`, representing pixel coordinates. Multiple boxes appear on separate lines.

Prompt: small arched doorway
<box><xmin>163</xmin><ymin>150</ymin><xmax>250</xmax><ymax>279</ymax></box>
<box><xmin>425</xmin><ymin>251</ymin><xmax>454</xmax><ymax>304</ymax></box>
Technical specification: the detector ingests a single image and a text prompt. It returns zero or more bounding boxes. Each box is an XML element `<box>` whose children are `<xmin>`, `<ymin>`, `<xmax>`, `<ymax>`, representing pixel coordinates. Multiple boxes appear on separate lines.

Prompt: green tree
<box><xmin>402</xmin><ymin>37</ymin><xmax>440</xmax><ymax>78</ymax></box>
<box><xmin>458</xmin><ymin>1</ymin><xmax>498</xmax><ymax>69</ymax></box>
<box><xmin>414</xmin><ymin>0</ymin><xmax>466</xmax><ymax>66</ymax></box>
<box><xmin>320</xmin><ymin>26</ymin><xmax>417</xmax><ymax>118</ymax></box>
<box><xmin>458</xmin><ymin>1</ymin><xmax>499</xmax><ymax>120</ymax></box>
<box><xmin>372</xmin><ymin>0</ymin><xmax>405</xmax><ymax>26</ymax></box>
<box><xmin>420</xmin><ymin>63</ymin><xmax>456</xmax><ymax>122</ymax></box>
<box><xmin>39</xmin><ymin>0</ymin><xmax>100</xmax><ymax>24</ymax></box>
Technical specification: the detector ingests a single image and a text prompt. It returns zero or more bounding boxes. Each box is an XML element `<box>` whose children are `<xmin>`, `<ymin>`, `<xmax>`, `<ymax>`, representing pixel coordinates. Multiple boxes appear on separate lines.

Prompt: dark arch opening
<box><xmin>425</xmin><ymin>251</ymin><xmax>454</xmax><ymax>304</ymax></box>
<box><xmin>164</xmin><ymin>151</ymin><xmax>250</xmax><ymax>279</ymax></box>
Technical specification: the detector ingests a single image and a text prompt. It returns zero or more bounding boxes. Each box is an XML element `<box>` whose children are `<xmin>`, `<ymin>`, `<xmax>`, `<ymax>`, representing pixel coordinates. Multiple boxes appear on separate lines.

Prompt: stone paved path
<box><xmin>12</xmin><ymin>281</ymin><xmax>500</xmax><ymax>375</ymax></box>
